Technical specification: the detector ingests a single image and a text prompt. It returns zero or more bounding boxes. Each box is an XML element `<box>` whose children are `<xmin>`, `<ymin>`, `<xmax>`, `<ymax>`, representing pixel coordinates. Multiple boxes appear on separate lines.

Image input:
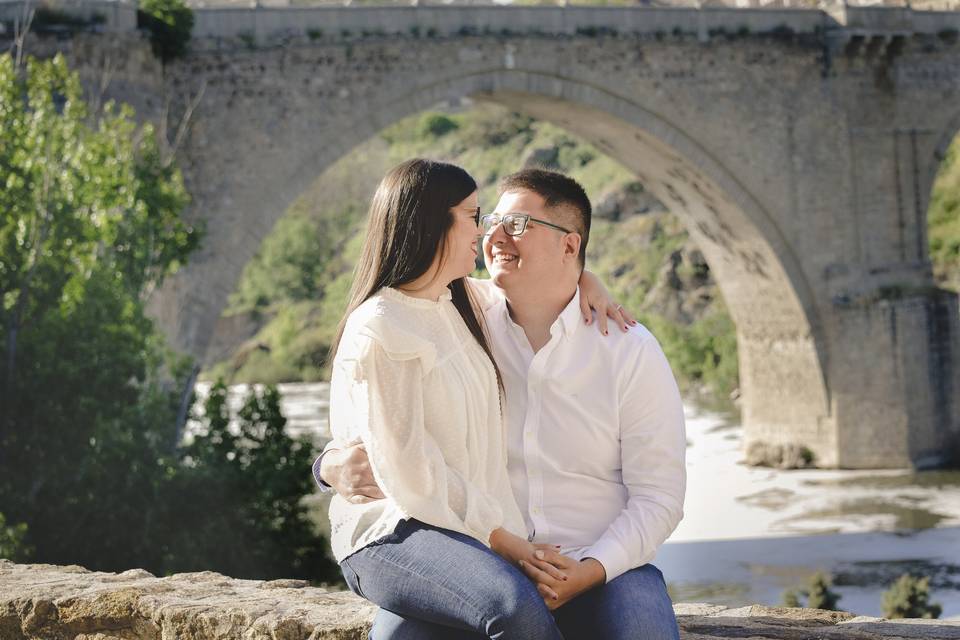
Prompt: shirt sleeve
<box><xmin>343</xmin><ymin>335</ymin><xmax>505</xmax><ymax>546</ymax></box>
<box><xmin>311</xmin><ymin>439</ymin><xmax>346</xmax><ymax>492</ymax></box>
<box><xmin>581</xmin><ymin>332</ymin><xmax>687</xmax><ymax>583</ymax></box>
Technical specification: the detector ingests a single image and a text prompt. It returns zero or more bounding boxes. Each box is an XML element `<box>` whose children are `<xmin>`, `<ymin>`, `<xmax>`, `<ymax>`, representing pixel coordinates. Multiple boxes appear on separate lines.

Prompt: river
<box><xmin>189</xmin><ymin>381</ymin><xmax>960</xmax><ymax>618</ymax></box>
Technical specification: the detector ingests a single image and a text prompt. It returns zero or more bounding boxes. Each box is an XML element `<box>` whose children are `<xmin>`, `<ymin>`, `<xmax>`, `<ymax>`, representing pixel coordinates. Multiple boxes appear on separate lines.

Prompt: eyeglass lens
<box><xmin>482</xmin><ymin>214</ymin><xmax>528</xmax><ymax>236</ymax></box>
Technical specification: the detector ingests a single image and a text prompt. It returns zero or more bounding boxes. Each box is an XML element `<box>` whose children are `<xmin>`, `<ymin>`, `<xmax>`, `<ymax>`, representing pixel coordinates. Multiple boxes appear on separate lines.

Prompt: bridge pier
<box><xmin>828</xmin><ymin>288</ymin><xmax>960</xmax><ymax>468</ymax></box>
<box><xmin>742</xmin><ymin>288</ymin><xmax>960</xmax><ymax>469</ymax></box>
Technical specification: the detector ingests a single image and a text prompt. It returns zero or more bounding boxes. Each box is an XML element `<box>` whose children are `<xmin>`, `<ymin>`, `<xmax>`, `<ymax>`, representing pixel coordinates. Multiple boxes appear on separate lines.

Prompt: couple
<box><xmin>313</xmin><ymin>159</ymin><xmax>686</xmax><ymax>639</ymax></box>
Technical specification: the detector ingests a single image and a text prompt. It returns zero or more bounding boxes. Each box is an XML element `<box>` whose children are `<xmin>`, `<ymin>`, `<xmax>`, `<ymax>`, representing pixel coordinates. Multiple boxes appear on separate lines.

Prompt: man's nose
<box><xmin>486</xmin><ymin>220</ymin><xmax>509</xmax><ymax>244</ymax></box>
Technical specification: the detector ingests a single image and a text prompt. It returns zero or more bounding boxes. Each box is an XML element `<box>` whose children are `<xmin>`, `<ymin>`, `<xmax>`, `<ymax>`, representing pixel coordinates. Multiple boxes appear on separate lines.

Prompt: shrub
<box><xmin>780</xmin><ymin>571</ymin><xmax>843</xmax><ymax>611</ymax></box>
<box><xmin>418</xmin><ymin>113</ymin><xmax>459</xmax><ymax>138</ymax></box>
<box><xmin>881</xmin><ymin>574</ymin><xmax>942</xmax><ymax>619</ymax></box>
<box><xmin>781</xmin><ymin>588</ymin><xmax>802</xmax><ymax>608</ymax></box>
<box><xmin>938</xmin><ymin>28</ymin><xmax>959</xmax><ymax>45</ymax></box>
<box><xmin>807</xmin><ymin>571</ymin><xmax>842</xmax><ymax>610</ymax></box>
<box><xmin>238</xmin><ymin>30</ymin><xmax>256</xmax><ymax>49</ymax></box>
<box><xmin>0</xmin><ymin>513</ymin><xmax>32</xmax><ymax>562</ymax></box>
<box><xmin>138</xmin><ymin>0</ymin><xmax>194</xmax><ymax>62</ymax></box>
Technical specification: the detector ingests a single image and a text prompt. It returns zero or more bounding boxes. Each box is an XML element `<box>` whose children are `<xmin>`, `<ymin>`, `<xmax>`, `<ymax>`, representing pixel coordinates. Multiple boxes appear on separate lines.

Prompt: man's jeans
<box><xmin>370</xmin><ymin>561</ymin><xmax>680</xmax><ymax>640</ymax></box>
<box><xmin>340</xmin><ymin>518</ymin><xmax>563</xmax><ymax>640</ymax></box>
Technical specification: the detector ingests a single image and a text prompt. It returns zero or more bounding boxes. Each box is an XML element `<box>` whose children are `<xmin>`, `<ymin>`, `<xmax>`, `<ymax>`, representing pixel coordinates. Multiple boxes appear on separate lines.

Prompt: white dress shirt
<box><xmin>326</xmin><ymin>287</ymin><xmax>526</xmax><ymax>562</ymax></box>
<box><xmin>471</xmin><ymin>279</ymin><xmax>687</xmax><ymax>583</ymax></box>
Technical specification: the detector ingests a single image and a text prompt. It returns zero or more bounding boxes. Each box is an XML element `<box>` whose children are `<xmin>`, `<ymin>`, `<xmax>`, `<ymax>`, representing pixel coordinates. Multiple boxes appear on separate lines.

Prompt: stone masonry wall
<box><xmin>2</xmin><ymin>561</ymin><xmax>960</xmax><ymax>639</ymax></box>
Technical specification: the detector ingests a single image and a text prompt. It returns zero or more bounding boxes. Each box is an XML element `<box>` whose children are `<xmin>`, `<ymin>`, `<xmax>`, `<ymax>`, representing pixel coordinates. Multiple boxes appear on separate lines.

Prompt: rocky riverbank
<box><xmin>3</xmin><ymin>560</ymin><xmax>959</xmax><ymax>639</ymax></box>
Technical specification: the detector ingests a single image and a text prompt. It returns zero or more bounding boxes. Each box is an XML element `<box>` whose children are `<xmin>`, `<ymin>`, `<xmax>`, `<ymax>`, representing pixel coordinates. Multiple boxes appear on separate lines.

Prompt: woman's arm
<box><xmin>343</xmin><ymin>337</ymin><xmax>506</xmax><ymax>545</ymax></box>
<box><xmin>467</xmin><ymin>273</ymin><xmax>635</xmax><ymax>335</ymax></box>
<box><xmin>577</xmin><ymin>271</ymin><xmax>636</xmax><ymax>334</ymax></box>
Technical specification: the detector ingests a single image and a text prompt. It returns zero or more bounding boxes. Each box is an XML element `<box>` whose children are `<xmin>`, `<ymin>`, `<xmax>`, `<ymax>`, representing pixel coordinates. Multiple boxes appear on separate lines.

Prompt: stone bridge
<box><xmin>9</xmin><ymin>2</ymin><xmax>960</xmax><ymax>468</ymax></box>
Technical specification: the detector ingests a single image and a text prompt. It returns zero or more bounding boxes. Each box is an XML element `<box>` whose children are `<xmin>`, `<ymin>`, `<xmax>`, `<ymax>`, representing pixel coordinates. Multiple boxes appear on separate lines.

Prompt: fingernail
<box><xmin>519</xmin><ymin>560</ymin><xmax>525</xmax><ymax>567</ymax></box>
<box><xmin>603</xmin><ymin>330</ymin><xmax>608</xmax><ymax>336</ymax></box>
<box><xmin>554</xmin><ymin>545</ymin><xmax>561</xmax><ymax>549</ymax></box>
<box><xmin>535</xmin><ymin>550</ymin><xmax>544</xmax><ymax>559</ymax></box>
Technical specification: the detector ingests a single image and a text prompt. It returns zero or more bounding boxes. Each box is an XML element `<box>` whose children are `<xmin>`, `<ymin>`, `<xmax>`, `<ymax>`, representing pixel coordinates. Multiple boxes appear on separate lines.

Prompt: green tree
<box><xmin>165</xmin><ymin>382</ymin><xmax>336</xmax><ymax>580</ymax></box>
<box><xmin>0</xmin><ymin>53</ymin><xmax>337</xmax><ymax>584</ymax></box>
<box><xmin>881</xmin><ymin>574</ymin><xmax>942</xmax><ymax>619</ymax></box>
<box><xmin>0</xmin><ymin>51</ymin><xmax>198</xmax><ymax>569</ymax></box>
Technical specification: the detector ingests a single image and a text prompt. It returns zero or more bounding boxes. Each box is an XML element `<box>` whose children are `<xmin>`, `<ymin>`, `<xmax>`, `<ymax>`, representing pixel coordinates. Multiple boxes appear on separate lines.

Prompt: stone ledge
<box><xmin>2</xmin><ymin>560</ymin><xmax>958</xmax><ymax>639</ymax></box>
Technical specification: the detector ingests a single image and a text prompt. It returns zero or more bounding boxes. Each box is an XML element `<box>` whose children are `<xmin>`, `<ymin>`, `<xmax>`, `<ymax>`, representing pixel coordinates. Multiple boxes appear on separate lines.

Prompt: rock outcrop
<box><xmin>2</xmin><ymin>561</ymin><xmax>959</xmax><ymax>639</ymax></box>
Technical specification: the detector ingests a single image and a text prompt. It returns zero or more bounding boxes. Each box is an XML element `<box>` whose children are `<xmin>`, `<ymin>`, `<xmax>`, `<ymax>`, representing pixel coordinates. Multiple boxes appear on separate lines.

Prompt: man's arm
<box><xmin>521</xmin><ymin>330</ymin><xmax>685</xmax><ymax>606</ymax></box>
<box><xmin>580</xmin><ymin>330</ymin><xmax>687</xmax><ymax>583</ymax></box>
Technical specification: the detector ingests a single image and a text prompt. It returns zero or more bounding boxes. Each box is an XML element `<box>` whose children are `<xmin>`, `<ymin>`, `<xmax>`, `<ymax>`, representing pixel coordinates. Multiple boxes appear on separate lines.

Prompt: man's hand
<box><xmin>319</xmin><ymin>443</ymin><xmax>385</xmax><ymax>504</ymax></box>
<box><xmin>520</xmin><ymin>547</ymin><xmax>606</xmax><ymax>610</ymax></box>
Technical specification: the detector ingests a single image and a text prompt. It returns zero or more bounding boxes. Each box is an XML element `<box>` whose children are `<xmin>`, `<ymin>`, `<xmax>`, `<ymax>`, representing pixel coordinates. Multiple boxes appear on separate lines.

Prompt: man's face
<box><xmin>483</xmin><ymin>189</ymin><xmax>573</xmax><ymax>296</ymax></box>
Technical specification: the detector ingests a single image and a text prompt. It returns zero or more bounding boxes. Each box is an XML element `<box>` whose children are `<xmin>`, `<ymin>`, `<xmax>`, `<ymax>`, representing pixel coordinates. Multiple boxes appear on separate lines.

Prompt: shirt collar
<box><xmin>495</xmin><ymin>288</ymin><xmax>582</xmax><ymax>340</ymax></box>
<box><xmin>556</xmin><ymin>288</ymin><xmax>583</xmax><ymax>338</ymax></box>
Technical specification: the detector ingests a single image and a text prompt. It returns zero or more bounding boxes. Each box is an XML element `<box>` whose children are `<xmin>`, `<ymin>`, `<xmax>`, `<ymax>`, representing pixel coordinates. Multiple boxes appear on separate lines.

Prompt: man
<box><xmin>316</xmin><ymin>168</ymin><xmax>686</xmax><ymax>639</ymax></box>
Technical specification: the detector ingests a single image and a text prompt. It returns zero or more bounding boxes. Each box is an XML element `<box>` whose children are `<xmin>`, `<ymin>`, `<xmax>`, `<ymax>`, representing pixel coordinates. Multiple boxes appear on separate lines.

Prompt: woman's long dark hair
<box><xmin>330</xmin><ymin>158</ymin><xmax>501</xmax><ymax>388</ymax></box>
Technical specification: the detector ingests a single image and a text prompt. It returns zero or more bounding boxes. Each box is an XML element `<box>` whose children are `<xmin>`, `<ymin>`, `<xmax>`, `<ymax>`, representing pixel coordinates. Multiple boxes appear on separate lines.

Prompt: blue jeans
<box><xmin>340</xmin><ymin>518</ymin><xmax>563</xmax><ymax>640</ymax></box>
<box><xmin>370</xmin><ymin>561</ymin><xmax>679</xmax><ymax>640</ymax></box>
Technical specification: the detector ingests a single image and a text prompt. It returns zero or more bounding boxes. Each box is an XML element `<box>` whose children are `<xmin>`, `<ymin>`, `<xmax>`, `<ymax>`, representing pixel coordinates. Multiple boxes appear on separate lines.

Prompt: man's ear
<box><xmin>563</xmin><ymin>233</ymin><xmax>582</xmax><ymax>263</ymax></box>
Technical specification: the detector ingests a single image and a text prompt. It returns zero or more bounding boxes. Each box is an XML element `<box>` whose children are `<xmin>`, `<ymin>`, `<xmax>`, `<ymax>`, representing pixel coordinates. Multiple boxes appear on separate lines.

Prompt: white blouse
<box><xmin>327</xmin><ymin>286</ymin><xmax>527</xmax><ymax>563</ymax></box>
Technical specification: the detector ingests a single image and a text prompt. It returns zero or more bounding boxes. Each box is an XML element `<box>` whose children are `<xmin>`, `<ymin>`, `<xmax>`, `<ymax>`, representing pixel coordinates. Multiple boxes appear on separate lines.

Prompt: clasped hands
<box><xmin>320</xmin><ymin>443</ymin><xmax>605</xmax><ymax>609</ymax></box>
<box><xmin>488</xmin><ymin>528</ymin><xmax>606</xmax><ymax>610</ymax></box>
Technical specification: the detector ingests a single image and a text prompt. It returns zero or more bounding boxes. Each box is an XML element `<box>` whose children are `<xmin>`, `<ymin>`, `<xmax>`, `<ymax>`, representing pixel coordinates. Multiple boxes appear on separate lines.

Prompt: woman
<box><xmin>328</xmin><ymin>159</ymin><xmax>620</xmax><ymax>639</ymax></box>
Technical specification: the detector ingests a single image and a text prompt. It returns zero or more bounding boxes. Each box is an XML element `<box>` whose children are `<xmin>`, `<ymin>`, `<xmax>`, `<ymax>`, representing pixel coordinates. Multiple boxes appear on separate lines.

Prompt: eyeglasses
<box><xmin>480</xmin><ymin>213</ymin><xmax>574</xmax><ymax>237</ymax></box>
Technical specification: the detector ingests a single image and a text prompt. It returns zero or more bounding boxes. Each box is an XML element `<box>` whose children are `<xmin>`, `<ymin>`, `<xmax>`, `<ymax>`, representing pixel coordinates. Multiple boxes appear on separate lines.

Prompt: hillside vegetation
<box><xmin>204</xmin><ymin>103</ymin><xmax>960</xmax><ymax>409</ymax></box>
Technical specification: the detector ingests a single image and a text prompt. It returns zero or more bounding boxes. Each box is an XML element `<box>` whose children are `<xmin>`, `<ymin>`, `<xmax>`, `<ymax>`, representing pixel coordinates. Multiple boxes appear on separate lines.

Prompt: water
<box><xmin>663</xmin><ymin>407</ymin><xmax>960</xmax><ymax>618</ymax></box>
<box><xmin>190</xmin><ymin>382</ymin><xmax>960</xmax><ymax>617</ymax></box>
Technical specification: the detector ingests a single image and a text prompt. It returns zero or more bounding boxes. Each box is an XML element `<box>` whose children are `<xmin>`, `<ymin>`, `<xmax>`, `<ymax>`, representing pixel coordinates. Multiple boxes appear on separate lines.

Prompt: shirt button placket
<box><xmin>527</xmin><ymin>352</ymin><xmax>547</xmax><ymax>540</ymax></box>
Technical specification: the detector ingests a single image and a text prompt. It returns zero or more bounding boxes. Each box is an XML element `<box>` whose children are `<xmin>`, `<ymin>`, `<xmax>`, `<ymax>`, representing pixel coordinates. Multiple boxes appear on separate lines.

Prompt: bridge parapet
<box><xmin>187</xmin><ymin>5</ymin><xmax>960</xmax><ymax>42</ymax></box>
<box><xmin>2</xmin><ymin>1</ymin><xmax>958</xmax><ymax>42</ymax></box>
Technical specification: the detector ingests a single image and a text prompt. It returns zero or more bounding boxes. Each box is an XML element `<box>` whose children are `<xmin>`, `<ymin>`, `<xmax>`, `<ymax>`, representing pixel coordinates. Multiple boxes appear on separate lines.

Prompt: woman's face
<box><xmin>439</xmin><ymin>190</ymin><xmax>482</xmax><ymax>283</ymax></box>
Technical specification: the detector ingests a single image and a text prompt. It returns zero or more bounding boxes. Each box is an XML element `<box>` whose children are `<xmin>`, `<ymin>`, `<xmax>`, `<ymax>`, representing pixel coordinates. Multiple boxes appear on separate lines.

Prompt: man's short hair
<box><xmin>499</xmin><ymin>168</ymin><xmax>592</xmax><ymax>267</ymax></box>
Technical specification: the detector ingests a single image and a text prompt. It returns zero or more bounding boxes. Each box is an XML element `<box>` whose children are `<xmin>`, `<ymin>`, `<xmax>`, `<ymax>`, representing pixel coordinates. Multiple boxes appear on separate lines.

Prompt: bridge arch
<box><xmin>160</xmin><ymin>65</ymin><xmax>837</xmax><ymax>464</ymax></box>
<box><xmin>133</xmin><ymin>21</ymin><xmax>958</xmax><ymax>468</ymax></box>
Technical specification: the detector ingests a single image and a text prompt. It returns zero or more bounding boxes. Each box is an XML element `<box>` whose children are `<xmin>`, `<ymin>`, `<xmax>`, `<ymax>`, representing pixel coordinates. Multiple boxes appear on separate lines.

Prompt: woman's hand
<box><xmin>489</xmin><ymin>528</ymin><xmax>569</xmax><ymax>597</ymax></box>
<box><xmin>578</xmin><ymin>270</ymin><xmax>636</xmax><ymax>335</ymax></box>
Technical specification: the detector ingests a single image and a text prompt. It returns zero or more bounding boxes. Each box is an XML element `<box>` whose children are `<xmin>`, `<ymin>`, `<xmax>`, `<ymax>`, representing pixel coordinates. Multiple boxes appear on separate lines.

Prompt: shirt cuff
<box><xmin>582</xmin><ymin>537</ymin><xmax>632</xmax><ymax>584</ymax></box>
<box><xmin>312</xmin><ymin>452</ymin><xmax>334</xmax><ymax>493</ymax></box>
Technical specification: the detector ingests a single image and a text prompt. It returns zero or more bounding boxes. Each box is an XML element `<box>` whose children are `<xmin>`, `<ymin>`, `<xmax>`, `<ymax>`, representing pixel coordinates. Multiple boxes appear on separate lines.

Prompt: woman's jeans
<box><xmin>339</xmin><ymin>518</ymin><xmax>563</xmax><ymax>640</ymax></box>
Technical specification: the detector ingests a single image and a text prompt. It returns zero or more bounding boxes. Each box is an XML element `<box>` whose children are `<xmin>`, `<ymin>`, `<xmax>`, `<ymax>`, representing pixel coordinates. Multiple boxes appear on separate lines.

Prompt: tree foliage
<box><xmin>167</xmin><ymin>382</ymin><xmax>335</xmax><ymax>580</ymax></box>
<box><xmin>929</xmin><ymin>136</ymin><xmax>960</xmax><ymax>290</ymax></box>
<box><xmin>0</xmin><ymin>53</ymin><xmax>337</xmax><ymax>583</ymax></box>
